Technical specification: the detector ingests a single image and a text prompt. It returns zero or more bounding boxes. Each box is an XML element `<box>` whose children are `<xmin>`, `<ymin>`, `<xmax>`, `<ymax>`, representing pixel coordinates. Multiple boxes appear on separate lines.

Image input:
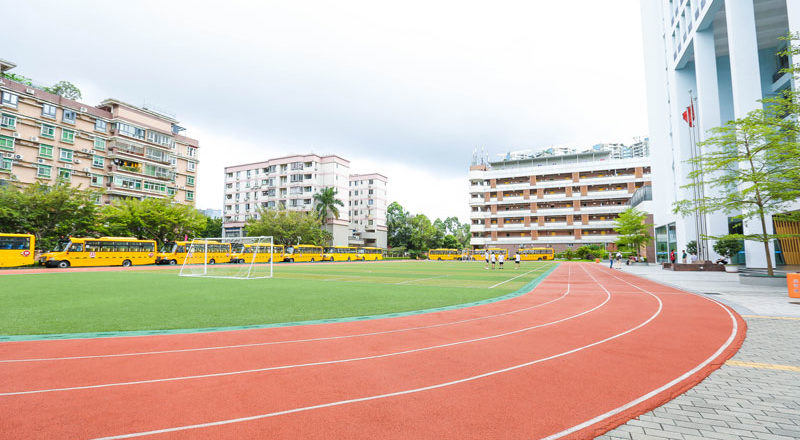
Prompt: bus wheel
<box><xmin>438</xmin><ymin>258</ymin><xmax>442</xmax><ymax>261</ymax></box>
<box><xmin>209</xmin><ymin>259</ymin><xmax>216</xmax><ymax>265</ymax></box>
<box><xmin>310</xmin><ymin>258</ymin><xmax>315</xmax><ymax>262</ymax></box>
<box><xmin>347</xmin><ymin>257</ymin><xmax>351</xmax><ymax>261</ymax></box>
<box><xmin>330</xmin><ymin>258</ymin><xmax>334</xmax><ymax>262</ymax></box>
<box><xmin>57</xmin><ymin>260</ymin><xmax>70</xmax><ymax>269</ymax></box>
<box><xmin>122</xmin><ymin>260</ymin><xmax>132</xmax><ymax>267</ymax></box>
<box><xmin>169</xmin><ymin>260</ymin><xmax>177</xmax><ymax>265</ymax></box>
<box><xmin>288</xmin><ymin>258</ymin><xmax>294</xmax><ymax>263</ymax></box>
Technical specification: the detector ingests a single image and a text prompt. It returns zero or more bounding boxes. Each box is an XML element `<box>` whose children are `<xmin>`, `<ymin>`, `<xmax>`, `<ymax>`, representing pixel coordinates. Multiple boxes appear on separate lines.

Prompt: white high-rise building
<box><xmin>640</xmin><ymin>0</ymin><xmax>800</xmax><ymax>266</ymax></box>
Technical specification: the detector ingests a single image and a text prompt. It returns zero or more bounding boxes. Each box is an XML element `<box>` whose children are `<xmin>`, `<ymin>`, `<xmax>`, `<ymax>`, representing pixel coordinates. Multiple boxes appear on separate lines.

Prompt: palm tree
<box><xmin>313</xmin><ymin>187</ymin><xmax>344</xmax><ymax>223</ymax></box>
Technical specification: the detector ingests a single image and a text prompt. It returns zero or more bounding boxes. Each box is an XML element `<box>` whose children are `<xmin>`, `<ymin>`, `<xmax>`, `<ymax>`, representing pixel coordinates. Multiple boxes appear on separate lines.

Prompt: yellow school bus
<box><xmin>322</xmin><ymin>246</ymin><xmax>359</xmax><ymax>262</ymax></box>
<box><xmin>428</xmin><ymin>248</ymin><xmax>460</xmax><ymax>260</ymax></box>
<box><xmin>487</xmin><ymin>248</ymin><xmax>509</xmax><ymax>259</ymax></box>
<box><xmin>518</xmin><ymin>247</ymin><xmax>555</xmax><ymax>261</ymax></box>
<box><xmin>231</xmin><ymin>243</ymin><xmax>284</xmax><ymax>264</ymax></box>
<box><xmin>157</xmin><ymin>240</ymin><xmax>233</xmax><ymax>265</ymax></box>
<box><xmin>42</xmin><ymin>237</ymin><xmax>157</xmax><ymax>268</ymax></box>
<box><xmin>0</xmin><ymin>233</ymin><xmax>35</xmax><ymax>267</ymax></box>
<box><xmin>358</xmin><ymin>247</ymin><xmax>384</xmax><ymax>261</ymax></box>
<box><xmin>284</xmin><ymin>244</ymin><xmax>323</xmax><ymax>262</ymax></box>
<box><xmin>472</xmin><ymin>249</ymin><xmax>486</xmax><ymax>261</ymax></box>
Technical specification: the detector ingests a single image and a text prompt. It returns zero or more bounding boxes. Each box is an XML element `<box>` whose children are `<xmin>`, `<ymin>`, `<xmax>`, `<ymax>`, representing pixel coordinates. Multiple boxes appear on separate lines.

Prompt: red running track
<box><xmin>0</xmin><ymin>263</ymin><xmax>745</xmax><ymax>439</ymax></box>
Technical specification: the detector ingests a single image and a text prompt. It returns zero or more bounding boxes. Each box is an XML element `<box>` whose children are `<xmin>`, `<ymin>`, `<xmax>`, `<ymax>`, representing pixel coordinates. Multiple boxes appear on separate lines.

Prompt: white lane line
<box><xmin>90</xmin><ymin>264</ymin><xmax>666</xmax><ymax>440</ymax></box>
<box><xmin>543</xmin><ymin>264</ymin><xmax>739</xmax><ymax>439</ymax></box>
<box><xmin>393</xmin><ymin>274</ymin><xmax>450</xmax><ymax>285</ymax></box>
<box><xmin>0</xmin><ymin>267</ymin><xmax>557</xmax><ymax>364</ymax></box>
<box><xmin>488</xmin><ymin>268</ymin><xmax>542</xmax><ymax>289</ymax></box>
<box><xmin>1</xmin><ymin>267</ymin><xmax>606</xmax><ymax>397</ymax></box>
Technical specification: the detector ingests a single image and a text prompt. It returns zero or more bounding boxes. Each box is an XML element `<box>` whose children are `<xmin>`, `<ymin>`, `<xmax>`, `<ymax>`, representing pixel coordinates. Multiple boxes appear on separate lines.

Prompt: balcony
<box><xmin>535</xmin><ymin>207</ymin><xmax>576</xmax><ymax>216</ymax></box>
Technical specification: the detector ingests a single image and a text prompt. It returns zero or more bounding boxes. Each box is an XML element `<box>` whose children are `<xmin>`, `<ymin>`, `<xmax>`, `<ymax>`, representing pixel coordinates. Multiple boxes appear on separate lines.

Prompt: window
<box><xmin>0</xmin><ymin>135</ymin><xmax>14</xmax><ymax>152</ymax></box>
<box><xmin>187</xmin><ymin>161</ymin><xmax>196</xmax><ymax>172</ymax></box>
<box><xmin>0</xmin><ymin>113</ymin><xmax>15</xmax><ymax>129</ymax></box>
<box><xmin>146</xmin><ymin>131</ymin><xmax>174</xmax><ymax>147</ymax></box>
<box><xmin>40</xmin><ymin>124</ymin><xmax>55</xmax><ymax>139</ymax></box>
<box><xmin>58</xmin><ymin>168</ymin><xmax>72</xmax><ymax>181</ymax></box>
<box><xmin>187</xmin><ymin>176</ymin><xmax>195</xmax><ymax>186</ymax></box>
<box><xmin>63</xmin><ymin>109</ymin><xmax>76</xmax><ymax>124</ymax></box>
<box><xmin>116</xmin><ymin>122</ymin><xmax>145</xmax><ymax>139</ymax></box>
<box><xmin>186</xmin><ymin>191</ymin><xmax>194</xmax><ymax>201</ymax></box>
<box><xmin>42</xmin><ymin>103</ymin><xmax>57</xmax><ymax>119</ymax></box>
<box><xmin>0</xmin><ymin>158</ymin><xmax>11</xmax><ymax>171</ymax></box>
<box><xmin>91</xmin><ymin>174</ymin><xmax>103</xmax><ymax>187</ymax></box>
<box><xmin>37</xmin><ymin>165</ymin><xmax>52</xmax><ymax>178</ymax></box>
<box><xmin>93</xmin><ymin>137</ymin><xmax>106</xmax><ymax>151</ymax></box>
<box><xmin>39</xmin><ymin>144</ymin><xmax>54</xmax><ymax>158</ymax></box>
<box><xmin>59</xmin><ymin>148</ymin><xmax>73</xmax><ymax>162</ymax></box>
<box><xmin>113</xmin><ymin>175</ymin><xmax>142</xmax><ymax>190</ymax></box>
<box><xmin>187</xmin><ymin>147</ymin><xmax>196</xmax><ymax>157</ymax></box>
<box><xmin>61</xmin><ymin>128</ymin><xmax>75</xmax><ymax>144</ymax></box>
<box><xmin>92</xmin><ymin>155</ymin><xmax>104</xmax><ymax>168</ymax></box>
<box><xmin>167</xmin><ymin>187</ymin><xmax>176</xmax><ymax>196</ymax></box>
<box><xmin>2</xmin><ymin>92</ymin><xmax>19</xmax><ymax>108</ymax></box>
<box><xmin>95</xmin><ymin>119</ymin><xmax>107</xmax><ymax>132</ymax></box>
<box><xmin>143</xmin><ymin>181</ymin><xmax>166</xmax><ymax>193</ymax></box>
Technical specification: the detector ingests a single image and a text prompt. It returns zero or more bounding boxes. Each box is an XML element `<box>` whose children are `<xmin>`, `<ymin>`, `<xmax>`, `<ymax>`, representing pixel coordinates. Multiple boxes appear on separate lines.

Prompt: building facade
<box><xmin>349</xmin><ymin>173</ymin><xmax>388</xmax><ymax>249</ymax></box>
<box><xmin>0</xmin><ymin>60</ymin><xmax>199</xmax><ymax>205</ymax></box>
<box><xmin>222</xmin><ymin>154</ymin><xmax>388</xmax><ymax>248</ymax></box>
<box><xmin>640</xmin><ymin>0</ymin><xmax>800</xmax><ymax>265</ymax></box>
<box><xmin>469</xmin><ymin>145</ymin><xmax>652</xmax><ymax>255</ymax></box>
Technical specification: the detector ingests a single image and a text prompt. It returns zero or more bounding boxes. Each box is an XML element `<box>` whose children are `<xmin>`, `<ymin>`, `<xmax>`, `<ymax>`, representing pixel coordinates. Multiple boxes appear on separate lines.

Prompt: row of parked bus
<box><xmin>428</xmin><ymin>247</ymin><xmax>555</xmax><ymax>261</ymax></box>
<box><xmin>0</xmin><ymin>233</ymin><xmax>384</xmax><ymax>269</ymax></box>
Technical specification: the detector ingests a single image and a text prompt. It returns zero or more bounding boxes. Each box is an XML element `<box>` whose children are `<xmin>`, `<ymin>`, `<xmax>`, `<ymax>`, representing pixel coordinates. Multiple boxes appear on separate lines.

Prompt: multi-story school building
<box><xmin>469</xmin><ymin>142</ymin><xmax>652</xmax><ymax>256</ymax></box>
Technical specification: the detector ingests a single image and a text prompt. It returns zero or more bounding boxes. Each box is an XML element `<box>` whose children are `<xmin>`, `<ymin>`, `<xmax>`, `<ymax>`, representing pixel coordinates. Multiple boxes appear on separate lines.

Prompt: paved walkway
<box><xmin>599</xmin><ymin>264</ymin><xmax>800</xmax><ymax>440</ymax></box>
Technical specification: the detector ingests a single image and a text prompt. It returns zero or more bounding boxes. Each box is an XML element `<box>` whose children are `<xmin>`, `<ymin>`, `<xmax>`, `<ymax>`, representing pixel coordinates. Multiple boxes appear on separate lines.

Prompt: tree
<box><xmin>245</xmin><ymin>208</ymin><xmax>331</xmax><ymax>246</ymax></box>
<box><xmin>673</xmin><ymin>105</ymin><xmax>800</xmax><ymax>276</ymax></box>
<box><xmin>203</xmin><ymin>216</ymin><xmax>223</xmax><ymax>238</ymax></box>
<box><xmin>312</xmin><ymin>187</ymin><xmax>344</xmax><ymax>223</ymax></box>
<box><xmin>44</xmin><ymin>81</ymin><xmax>82</xmax><ymax>100</ymax></box>
<box><xmin>613</xmin><ymin>207</ymin><xmax>652</xmax><ymax>255</ymax></box>
<box><xmin>409</xmin><ymin>214</ymin><xmax>439</xmax><ymax>255</ymax></box>
<box><xmin>441</xmin><ymin>234</ymin><xmax>460</xmax><ymax>249</ymax></box>
<box><xmin>387</xmin><ymin>202</ymin><xmax>412</xmax><ymax>248</ymax></box>
<box><xmin>686</xmin><ymin>240</ymin><xmax>697</xmax><ymax>255</ymax></box>
<box><xmin>0</xmin><ymin>182</ymin><xmax>101</xmax><ymax>250</ymax></box>
<box><xmin>712</xmin><ymin>237</ymin><xmax>743</xmax><ymax>263</ymax></box>
<box><xmin>100</xmin><ymin>197</ymin><xmax>207</xmax><ymax>249</ymax></box>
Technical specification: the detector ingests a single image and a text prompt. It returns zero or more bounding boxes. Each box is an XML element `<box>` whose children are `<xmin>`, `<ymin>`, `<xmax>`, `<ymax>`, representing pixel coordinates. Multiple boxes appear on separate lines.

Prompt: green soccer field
<box><xmin>0</xmin><ymin>260</ymin><xmax>557</xmax><ymax>338</ymax></box>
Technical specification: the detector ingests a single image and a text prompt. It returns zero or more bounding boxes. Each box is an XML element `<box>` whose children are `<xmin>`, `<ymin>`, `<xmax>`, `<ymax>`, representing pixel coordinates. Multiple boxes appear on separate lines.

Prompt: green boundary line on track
<box><xmin>0</xmin><ymin>263</ymin><xmax>559</xmax><ymax>342</ymax></box>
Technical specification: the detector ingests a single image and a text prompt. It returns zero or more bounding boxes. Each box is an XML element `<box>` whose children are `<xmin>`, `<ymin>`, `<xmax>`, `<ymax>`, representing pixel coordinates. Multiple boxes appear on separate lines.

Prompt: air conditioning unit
<box><xmin>63</xmin><ymin>164</ymin><xmax>72</xmax><ymax>169</ymax></box>
<box><xmin>81</xmin><ymin>148</ymin><xmax>89</xmax><ymax>153</ymax></box>
<box><xmin>14</xmin><ymin>154</ymin><xmax>22</xmax><ymax>160</ymax></box>
<box><xmin>4</xmin><ymin>153</ymin><xmax>13</xmax><ymax>158</ymax></box>
<box><xmin>73</xmin><ymin>159</ymin><xmax>81</xmax><ymax>164</ymax></box>
<box><xmin>29</xmin><ymin>136</ymin><xmax>38</xmax><ymax>142</ymax></box>
<box><xmin>25</xmin><ymin>88</ymin><xmax>35</xmax><ymax>95</ymax></box>
<box><xmin>80</xmin><ymin>107</ymin><xmax>88</xmax><ymax>112</ymax></box>
<box><xmin>82</xmin><ymin>167</ymin><xmax>90</xmax><ymax>172</ymax></box>
<box><xmin>12</xmin><ymin>132</ymin><xmax>20</xmax><ymax>138</ymax></box>
<box><xmin>38</xmin><ymin>159</ymin><xmax>46</xmax><ymax>164</ymax></box>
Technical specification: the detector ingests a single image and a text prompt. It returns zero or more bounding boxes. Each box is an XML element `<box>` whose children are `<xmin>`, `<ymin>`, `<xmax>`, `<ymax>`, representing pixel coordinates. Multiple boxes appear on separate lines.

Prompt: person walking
<box><xmin>615</xmin><ymin>251</ymin><xmax>622</xmax><ymax>269</ymax></box>
<box><xmin>670</xmin><ymin>249</ymin><xmax>676</xmax><ymax>265</ymax></box>
<box><xmin>484</xmin><ymin>250</ymin><xmax>490</xmax><ymax>270</ymax></box>
<box><xmin>498</xmin><ymin>252</ymin><xmax>505</xmax><ymax>269</ymax></box>
<box><xmin>515</xmin><ymin>251</ymin><xmax>521</xmax><ymax>269</ymax></box>
<box><xmin>609</xmin><ymin>253</ymin><xmax>614</xmax><ymax>269</ymax></box>
<box><xmin>490</xmin><ymin>252</ymin><xmax>496</xmax><ymax>270</ymax></box>
<box><xmin>681</xmin><ymin>250</ymin><xmax>688</xmax><ymax>264</ymax></box>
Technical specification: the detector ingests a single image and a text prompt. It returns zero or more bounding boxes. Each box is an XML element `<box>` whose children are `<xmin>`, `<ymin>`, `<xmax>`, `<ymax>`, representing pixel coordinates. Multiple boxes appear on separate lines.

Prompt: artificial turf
<box><xmin>0</xmin><ymin>261</ymin><xmax>556</xmax><ymax>337</ymax></box>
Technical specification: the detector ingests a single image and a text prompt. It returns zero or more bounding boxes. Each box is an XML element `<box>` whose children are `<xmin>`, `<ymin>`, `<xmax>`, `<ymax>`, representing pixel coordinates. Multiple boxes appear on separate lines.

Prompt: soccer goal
<box><xmin>178</xmin><ymin>236</ymin><xmax>274</xmax><ymax>280</ymax></box>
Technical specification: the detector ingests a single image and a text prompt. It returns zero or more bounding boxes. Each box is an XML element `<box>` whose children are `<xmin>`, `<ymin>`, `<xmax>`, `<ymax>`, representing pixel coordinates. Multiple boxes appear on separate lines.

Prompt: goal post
<box><xmin>178</xmin><ymin>236</ymin><xmax>274</xmax><ymax>279</ymax></box>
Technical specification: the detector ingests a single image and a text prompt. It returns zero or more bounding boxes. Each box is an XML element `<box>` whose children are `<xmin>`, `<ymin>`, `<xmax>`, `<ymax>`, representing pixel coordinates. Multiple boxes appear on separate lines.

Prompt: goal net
<box><xmin>178</xmin><ymin>236</ymin><xmax>274</xmax><ymax>279</ymax></box>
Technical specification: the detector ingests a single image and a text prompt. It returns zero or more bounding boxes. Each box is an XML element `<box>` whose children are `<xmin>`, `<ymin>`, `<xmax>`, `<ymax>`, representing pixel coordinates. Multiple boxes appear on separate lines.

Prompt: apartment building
<box><xmin>222</xmin><ymin>154</ymin><xmax>388</xmax><ymax>248</ymax></box>
<box><xmin>348</xmin><ymin>173</ymin><xmax>388</xmax><ymax>248</ymax></box>
<box><xmin>0</xmin><ymin>60</ymin><xmax>199</xmax><ymax>205</ymax></box>
<box><xmin>469</xmin><ymin>145</ymin><xmax>652</xmax><ymax>255</ymax></box>
<box><xmin>640</xmin><ymin>0</ymin><xmax>800</xmax><ymax>265</ymax></box>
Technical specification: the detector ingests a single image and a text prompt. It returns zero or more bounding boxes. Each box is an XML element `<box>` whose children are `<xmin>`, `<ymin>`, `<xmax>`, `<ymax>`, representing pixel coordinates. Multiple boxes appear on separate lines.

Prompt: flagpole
<box><xmin>686</xmin><ymin>90</ymin><xmax>703</xmax><ymax>261</ymax></box>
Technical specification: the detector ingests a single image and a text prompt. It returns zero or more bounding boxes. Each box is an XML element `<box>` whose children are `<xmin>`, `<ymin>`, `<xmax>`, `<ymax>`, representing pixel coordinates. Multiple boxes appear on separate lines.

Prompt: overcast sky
<box><xmin>5</xmin><ymin>1</ymin><xmax>649</xmax><ymax>222</ymax></box>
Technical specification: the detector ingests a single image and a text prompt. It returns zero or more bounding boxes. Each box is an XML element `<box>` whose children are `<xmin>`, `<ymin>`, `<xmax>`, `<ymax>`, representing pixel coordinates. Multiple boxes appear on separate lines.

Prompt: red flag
<box><xmin>682</xmin><ymin>103</ymin><xmax>695</xmax><ymax>127</ymax></box>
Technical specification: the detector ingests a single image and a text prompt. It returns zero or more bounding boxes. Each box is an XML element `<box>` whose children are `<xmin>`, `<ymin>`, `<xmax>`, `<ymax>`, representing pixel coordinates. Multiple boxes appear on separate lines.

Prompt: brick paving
<box><xmin>598</xmin><ymin>266</ymin><xmax>800</xmax><ymax>440</ymax></box>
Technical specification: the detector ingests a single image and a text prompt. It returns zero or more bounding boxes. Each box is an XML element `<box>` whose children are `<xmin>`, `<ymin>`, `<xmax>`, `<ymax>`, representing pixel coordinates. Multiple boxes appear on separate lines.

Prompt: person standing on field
<box><xmin>515</xmin><ymin>251</ymin><xmax>521</xmax><ymax>269</ymax></box>
<box><xmin>484</xmin><ymin>250</ymin><xmax>490</xmax><ymax>270</ymax></box>
<box><xmin>490</xmin><ymin>252</ymin><xmax>496</xmax><ymax>269</ymax></box>
<box><xmin>498</xmin><ymin>252</ymin><xmax>505</xmax><ymax>269</ymax></box>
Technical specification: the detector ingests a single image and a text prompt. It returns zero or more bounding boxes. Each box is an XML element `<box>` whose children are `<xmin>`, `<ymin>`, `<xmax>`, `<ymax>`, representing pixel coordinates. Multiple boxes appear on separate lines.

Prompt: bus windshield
<box><xmin>285</xmin><ymin>247</ymin><xmax>295</xmax><ymax>255</ymax></box>
<box><xmin>324</xmin><ymin>247</ymin><xmax>335</xmax><ymax>253</ymax></box>
<box><xmin>55</xmin><ymin>240</ymin><xmax>71</xmax><ymax>252</ymax></box>
<box><xmin>170</xmin><ymin>244</ymin><xmax>186</xmax><ymax>253</ymax></box>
